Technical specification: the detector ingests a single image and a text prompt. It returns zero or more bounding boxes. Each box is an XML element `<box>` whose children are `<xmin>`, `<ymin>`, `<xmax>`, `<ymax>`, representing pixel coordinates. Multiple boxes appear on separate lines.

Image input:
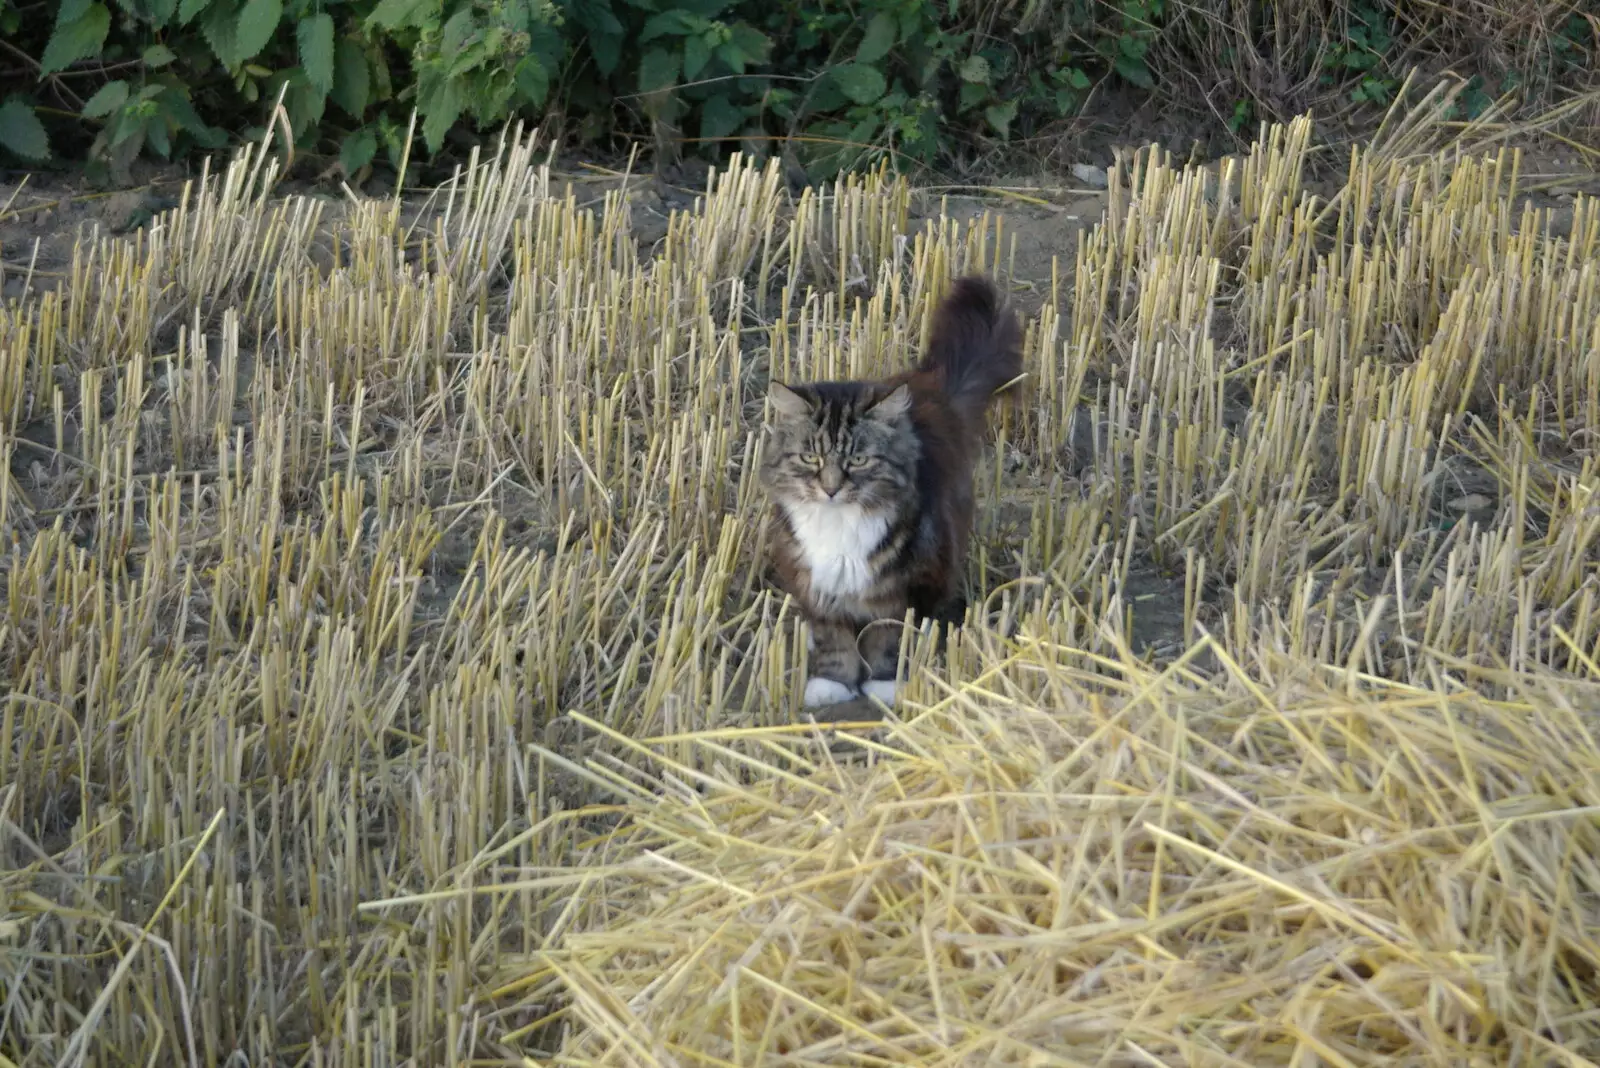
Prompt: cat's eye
<box><xmin>797</xmin><ymin>453</ymin><xmax>821</xmax><ymax>466</ymax></box>
<box><xmin>846</xmin><ymin>454</ymin><xmax>870</xmax><ymax>468</ymax></box>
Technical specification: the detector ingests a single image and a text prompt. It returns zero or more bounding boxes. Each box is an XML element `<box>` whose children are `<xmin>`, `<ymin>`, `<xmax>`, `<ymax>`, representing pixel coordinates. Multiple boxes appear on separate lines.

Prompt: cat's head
<box><xmin>759</xmin><ymin>380</ymin><xmax>919</xmax><ymax>510</ymax></box>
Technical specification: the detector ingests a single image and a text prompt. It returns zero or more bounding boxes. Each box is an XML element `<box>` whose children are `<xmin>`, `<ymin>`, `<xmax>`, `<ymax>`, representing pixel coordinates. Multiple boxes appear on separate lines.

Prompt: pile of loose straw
<box><xmin>515</xmin><ymin>640</ymin><xmax>1600</xmax><ymax>1064</ymax></box>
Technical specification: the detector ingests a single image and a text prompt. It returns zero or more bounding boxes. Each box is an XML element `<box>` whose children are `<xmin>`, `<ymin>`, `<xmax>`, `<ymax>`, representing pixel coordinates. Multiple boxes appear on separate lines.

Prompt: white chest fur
<box><xmin>783</xmin><ymin>500</ymin><xmax>889</xmax><ymax>599</ymax></box>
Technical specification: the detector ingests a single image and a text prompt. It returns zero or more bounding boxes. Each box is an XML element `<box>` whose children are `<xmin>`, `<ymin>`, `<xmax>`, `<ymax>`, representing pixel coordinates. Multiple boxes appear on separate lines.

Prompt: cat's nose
<box><xmin>819</xmin><ymin>465</ymin><xmax>844</xmax><ymax>496</ymax></box>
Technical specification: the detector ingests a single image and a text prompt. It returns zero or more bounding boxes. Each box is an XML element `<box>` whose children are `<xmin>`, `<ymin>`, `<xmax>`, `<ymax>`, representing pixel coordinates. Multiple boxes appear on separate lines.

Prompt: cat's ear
<box><xmin>767</xmin><ymin>381</ymin><xmax>812</xmax><ymax>419</ymax></box>
<box><xmin>867</xmin><ymin>383</ymin><xmax>911</xmax><ymax>422</ymax></box>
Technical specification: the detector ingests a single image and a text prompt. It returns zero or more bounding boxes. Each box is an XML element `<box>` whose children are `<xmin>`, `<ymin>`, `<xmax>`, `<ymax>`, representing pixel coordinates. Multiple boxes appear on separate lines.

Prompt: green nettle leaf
<box><xmin>829</xmin><ymin>62</ymin><xmax>887</xmax><ymax>105</ymax></box>
<box><xmin>111</xmin><ymin>109</ymin><xmax>147</xmax><ymax>146</ymax></box>
<box><xmin>418</xmin><ymin>73</ymin><xmax>463</xmax><ymax>152</ymax></box>
<box><xmin>200</xmin><ymin>1</ymin><xmax>242</xmax><ymax>67</ymax></box>
<box><xmin>682</xmin><ymin>34</ymin><xmax>711</xmax><ymax>80</ymax></box>
<box><xmin>590</xmin><ymin>31</ymin><xmax>622</xmax><ymax>75</ymax></box>
<box><xmin>298</xmin><ymin>14</ymin><xmax>335</xmax><ymax>96</ymax></box>
<box><xmin>958</xmin><ymin>54</ymin><xmax>989</xmax><ymax>83</ymax></box>
<box><xmin>331</xmin><ymin>38</ymin><xmax>370</xmax><ymax>117</ymax></box>
<box><xmin>699</xmin><ymin>92</ymin><xmax>742</xmax><ymax>141</ymax></box>
<box><xmin>1065</xmin><ymin>66</ymin><xmax>1091</xmax><ymax>89</ymax></box>
<box><xmin>341</xmin><ymin>127</ymin><xmax>377</xmax><ymax>174</ymax></box>
<box><xmin>177</xmin><ymin>0</ymin><xmax>207</xmax><ymax>24</ymax></box>
<box><xmin>713</xmin><ymin>43</ymin><xmax>741</xmax><ymax>74</ymax></box>
<box><xmin>638</xmin><ymin>47</ymin><xmax>681</xmax><ymax>93</ymax></box>
<box><xmin>159</xmin><ymin>85</ymin><xmax>220</xmax><ymax>144</ymax></box>
<box><xmin>855</xmin><ymin>11</ymin><xmax>896</xmax><ymax>64</ymax></box>
<box><xmin>640</xmin><ymin>10</ymin><xmax>699</xmax><ymax>42</ymax></box>
<box><xmin>576</xmin><ymin>0</ymin><xmax>623</xmax><ymax>36</ymax></box>
<box><xmin>514</xmin><ymin>55</ymin><xmax>549</xmax><ymax>108</ymax></box>
<box><xmin>1114</xmin><ymin>54</ymin><xmax>1154</xmax><ymax>89</ymax></box>
<box><xmin>82</xmin><ymin>79</ymin><xmax>130</xmax><ymax>118</ymax></box>
<box><xmin>0</xmin><ymin>98</ymin><xmax>50</xmax><ymax>161</ymax></box>
<box><xmin>846</xmin><ymin>113</ymin><xmax>879</xmax><ymax>148</ymax></box>
<box><xmin>284</xmin><ymin>73</ymin><xmax>327</xmax><ymax>133</ymax></box>
<box><xmin>439</xmin><ymin>8</ymin><xmax>475</xmax><ymax>55</ymax></box>
<box><xmin>109</xmin><ymin>119</ymin><xmax>148</xmax><ymax>171</ymax></box>
<box><xmin>234</xmin><ymin>0</ymin><xmax>283</xmax><ymax>63</ymax></box>
<box><xmin>984</xmin><ymin>98</ymin><xmax>1017</xmax><ymax>138</ymax></box>
<box><xmin>527</xmin><ymin>23</ymin><xmax>564</xmax><ymax>63</ymax></box>
<box><xmin>60</xmin><ymin>0</ymin><xmax>92</xmax><ymax>22</ymax></box>
<box><xmin>39</xmin><ymin>4</ymin><xmax>112</xmax><ymax>75</ymax></box>
<box><xmin>366</xmin><ymin>0</ymin><xmax>433</xmax><ymax>32</ymax></box>
<box><xmin>807</xmin><ymin>76</ymin><xmax>846</xmax><ymax>113</ymax></box>
<box><xmin>148</xmin><ymin>118</ymin><xmax>173</xmax><ymax>159</ymax></box>
<box><xmin>142</xmin><ymin>43</ymin><xmax>177</xmax><ymax>67</ymax></box>
<box><xmin>726</xmin><ymin>22</ymin><xmax>770</xmax><ymax>64</ymax></box>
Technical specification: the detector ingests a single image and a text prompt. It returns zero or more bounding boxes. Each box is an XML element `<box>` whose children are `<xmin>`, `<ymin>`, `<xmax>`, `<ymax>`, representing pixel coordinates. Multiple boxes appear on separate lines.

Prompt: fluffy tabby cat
<box><xmin>759</xmin><ymin>275</ymin><xmax>1024</xmax><ymax>708</ymax></box>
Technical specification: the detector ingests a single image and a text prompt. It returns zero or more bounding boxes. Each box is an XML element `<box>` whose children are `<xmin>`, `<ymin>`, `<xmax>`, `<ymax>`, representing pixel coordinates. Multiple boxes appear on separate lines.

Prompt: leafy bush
<box><xmin>0</xmin><ymin>0</ymin><xmax>1593</xmax><ymax>184</ymax></box>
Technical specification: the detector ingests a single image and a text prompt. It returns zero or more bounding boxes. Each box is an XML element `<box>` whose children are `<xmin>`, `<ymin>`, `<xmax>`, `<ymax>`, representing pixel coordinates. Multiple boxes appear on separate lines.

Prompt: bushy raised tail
<box><xmin>917</xmin><ymin>275</ymin><xmax>1024</xmax><ymax>423</ymax></box>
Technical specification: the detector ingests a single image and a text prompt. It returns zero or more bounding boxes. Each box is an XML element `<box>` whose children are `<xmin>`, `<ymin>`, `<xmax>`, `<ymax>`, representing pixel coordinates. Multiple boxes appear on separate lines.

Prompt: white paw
<box><xmin>861</xmin><ymin>679</ymin><xmax>899</xmax><ymax>706</ymax></box>
<box><xmin>803</xmin><ymin>677</ymin><xmax>857</xmax><ymax>707</ymax></box>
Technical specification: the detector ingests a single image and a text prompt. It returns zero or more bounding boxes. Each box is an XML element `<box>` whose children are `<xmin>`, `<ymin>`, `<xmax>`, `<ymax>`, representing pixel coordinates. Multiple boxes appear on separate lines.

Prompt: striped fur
<box><xmin>758</xmin><ymin>275</ymin><xmax>1024</xmax><ymax>707</ymax></box>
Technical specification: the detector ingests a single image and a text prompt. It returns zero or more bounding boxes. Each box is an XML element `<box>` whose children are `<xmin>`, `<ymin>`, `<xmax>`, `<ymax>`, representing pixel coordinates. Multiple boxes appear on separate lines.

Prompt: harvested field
<box><xmin>2</xmin><ymin>97</ymin><xmax>1599</xmax><ymax>1066</ymax></box>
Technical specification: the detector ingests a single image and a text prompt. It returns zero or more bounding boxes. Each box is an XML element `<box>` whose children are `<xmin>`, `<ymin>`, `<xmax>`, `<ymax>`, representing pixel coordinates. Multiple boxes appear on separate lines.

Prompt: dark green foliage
<box><xmin>0</xmin><ymin>97</ymin><xmax>52</xmax><ymax>161</ymax></box>
<box><xmin>0</xmin><ymin>0</ymin><xmax>1593</xmax><ymax>183</ymax></box>
<box><xmin>1322</xmin><ymin>3</ymin><xmax>1400</xmax><ymax>107</ymax></box>
<box><xmin>0</xmin><ymin>0</ymin><xmax>1117</xmax><ymax>181</ymax></box>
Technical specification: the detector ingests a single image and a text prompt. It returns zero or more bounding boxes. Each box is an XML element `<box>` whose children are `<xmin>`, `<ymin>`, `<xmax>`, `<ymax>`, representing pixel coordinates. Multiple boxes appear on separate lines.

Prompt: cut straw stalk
<box><xmin>1</xmin><ymin>100</ymin><xmax>1598</xmax><ymax>1067</ymax></box>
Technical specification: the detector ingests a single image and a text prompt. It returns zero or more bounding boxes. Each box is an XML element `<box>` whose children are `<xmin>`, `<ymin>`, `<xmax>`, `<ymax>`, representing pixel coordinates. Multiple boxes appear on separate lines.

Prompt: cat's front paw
<box><xmin>803</xmin><ymin>677</ymin><xmax>858</xmax><ymax>707</ymax></box>
<box><xmin>861</xmin><ymin>679</ymin><xmax>898</xmax><ymax>706</ymax></box>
